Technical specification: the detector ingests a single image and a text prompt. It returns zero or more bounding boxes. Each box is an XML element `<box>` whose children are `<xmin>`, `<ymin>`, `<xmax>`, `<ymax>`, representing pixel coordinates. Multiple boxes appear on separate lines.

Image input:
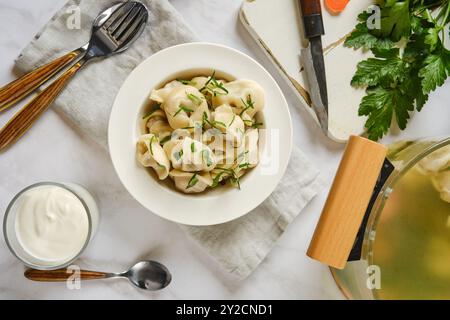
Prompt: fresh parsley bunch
<box><xmin>345</xmin><ymin>0</ymin><xmax>450</xmax><ymax>140</ymax></box>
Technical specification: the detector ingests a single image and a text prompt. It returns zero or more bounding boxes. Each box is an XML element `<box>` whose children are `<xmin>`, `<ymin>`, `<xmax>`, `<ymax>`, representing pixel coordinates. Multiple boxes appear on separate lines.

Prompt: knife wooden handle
<box><xmin>0</xmin><ymin>51</ymin><xmax>80</xmax><ymax>113</ymax></box>
<box><xmin>299</xmin><ymin>0</ymin><xmax>325</xmax><ymax>38</ymax></box>
<box><xmin>0</xmin><ymin>61</ymin><xmax>83</xmax><ymax>152</ymax></box>
<box><xmin>25</xmin><ymin>268</ymin><xmax>108</xmax><ymax>282</ymax></box>
<box><xmin>307</xmin><ymin>136</ymin><xmax>387</xmax><ymax>269</ymax></box>
<box><xmin>299</xmin><ymin>0</ymin><xmax>322</xmax><ymax>15</ymax></box>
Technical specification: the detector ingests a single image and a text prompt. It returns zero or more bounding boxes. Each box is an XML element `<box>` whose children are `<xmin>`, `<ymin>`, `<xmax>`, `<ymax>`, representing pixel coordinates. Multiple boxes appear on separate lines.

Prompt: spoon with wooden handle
<box><xmin>0</xmin><ymin>1</ymin><xmax>148</xmax><ymax>152</ymax></box>
<box><xmin>24</xmin><ymin>260</ymin><xmax>172</xmax><ymax>291</ymax></box>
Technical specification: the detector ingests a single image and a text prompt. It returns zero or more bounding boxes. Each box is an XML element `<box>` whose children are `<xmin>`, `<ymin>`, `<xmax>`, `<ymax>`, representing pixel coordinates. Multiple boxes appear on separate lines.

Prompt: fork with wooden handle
<box><xmin>0</xmin><ymin>1</ymin><xmax>148</xmax><ymax>152</ymax></box>
<box><xmin>0</xmin><ymin>1</ymin><xmax>129</xmax><ymax>115</ymax></box>
<box><xmin>0</xmin><ymin>49</ymin><xmax>84</xmax><ymax>114</ymax></box>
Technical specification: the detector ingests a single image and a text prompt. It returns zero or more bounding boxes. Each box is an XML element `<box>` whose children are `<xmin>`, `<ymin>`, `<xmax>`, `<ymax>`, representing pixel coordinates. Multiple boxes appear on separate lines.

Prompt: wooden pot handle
<box><xmin>307</xmin><ymin>136</ymin><xmax>387</xmax><ymax>269</ymax></box>
<box><xmin>0</xmin><ymin>51</ymin><xmax>80</xmax><ymax>113</ymax></box>
<box><xmin>0</xmin><ymin>61</ymin><xmax>83</xmax><ymax>152</ymax></box>
<box><xmin>24</xmin><ymin>268</ymin><xmax>108</xmax><ymax>282</ymax></box>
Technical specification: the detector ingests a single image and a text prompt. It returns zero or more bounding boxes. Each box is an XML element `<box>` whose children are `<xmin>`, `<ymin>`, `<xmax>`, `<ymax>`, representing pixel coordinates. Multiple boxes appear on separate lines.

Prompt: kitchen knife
<box><xmin>299</xmin><ymin>0</ymin><xmax>329</xmax><ymax>134</ymax></box>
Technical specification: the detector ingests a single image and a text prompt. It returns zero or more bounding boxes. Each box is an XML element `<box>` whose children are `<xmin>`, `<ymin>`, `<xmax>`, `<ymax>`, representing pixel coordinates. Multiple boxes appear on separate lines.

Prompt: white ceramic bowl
<box><xmin>108</xmin><ymin>43</ymin><xmax>292</xmax><ymax>226</ymax></box>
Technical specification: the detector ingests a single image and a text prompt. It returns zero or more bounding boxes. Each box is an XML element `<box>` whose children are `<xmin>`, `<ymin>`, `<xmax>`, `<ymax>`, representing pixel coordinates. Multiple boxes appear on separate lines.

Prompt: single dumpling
<box><xmin>151</xmin><ymin>85</ymin><xmax>210</xmax><ymax>130</ymax></box>
<box><xmin>144</xmin><ymin>109</ymin><xmax>173</xmax><ymax>144</ymax></box>
<box><xmin>136</xmin><ymin>134</ymin><xmax>170</xmax><ymax>180</ymax></box>
<box><xmin>212</xmin><ymin>105</ymin><xmax>245</xmax><ymax>146</ymax></box>
<box><xmin>417</xmin><ymin>145</ymin><xmax>450</xmax><ymax>174</ymax></box>
<box><xmin>169</xmin><ymin>170</ymin><xmax>213</xmax><ymax>193</ymax></box>
<box><xmin>166</xmin><ymin>137</ymin><xmax>216</xmax><ymax>172</ymax></box>
<box><xmin>432</xmin><ymin>171</ymin><xmax>450</xmax><ymax>203</ymax></box>
<box><xmin>212</xmin><ymin>80</ymin><xmax>265</xmax><ymax>120</ymax></box>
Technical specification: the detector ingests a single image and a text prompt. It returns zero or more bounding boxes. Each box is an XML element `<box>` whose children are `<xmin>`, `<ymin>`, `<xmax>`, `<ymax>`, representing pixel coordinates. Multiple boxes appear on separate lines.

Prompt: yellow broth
<box><xmin>371</xmin><ymin>167</ymin><xmax>450</xmax><ymax>299</ymax></box>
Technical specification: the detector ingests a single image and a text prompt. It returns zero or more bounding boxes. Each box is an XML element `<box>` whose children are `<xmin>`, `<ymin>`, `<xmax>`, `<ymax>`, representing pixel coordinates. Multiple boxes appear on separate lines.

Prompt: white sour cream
<box><xmin>14</xmin><ymin>185</ymin><xmax>90</xmax><ymax>262</ymax></box>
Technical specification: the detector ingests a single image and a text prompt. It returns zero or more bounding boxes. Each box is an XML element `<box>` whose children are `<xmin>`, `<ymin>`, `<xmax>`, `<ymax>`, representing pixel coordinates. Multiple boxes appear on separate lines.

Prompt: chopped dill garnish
<box><xmin>212</xmin><ymin>120</ymin><xmax>226</xmax><ymax>128</ymax></box>
<box><xmin>239</xmin><ymin>95</ymin><xmax>255</xmax><ymax>116</ymax></box>
<box><xmin>186</xmin><ymin>173</ymin><xmax>199</xmax><ymax>189</ymax></box>
<box><xmin>148</xmin><ymin>135</ymin><xmax>156</xmax><ymax>155</ymax></box>
<box><xmin>202</xmin><ymin>111</ymin><xmax>226</xmax><ymax>130</ymax></box>
<box><xmin>243</xmin><ymin>119</ymin><xmax>263</xmax><ymax>128</ymax></box>
<box><xmin>174</xmin><ymin>149</ymin><xmax>183</xmax><ymax>161</ymax></box>
<box><xmin>201</xmin><ymin>150</ymin><xmax>213</xmax><ymax>167</ymax></box>
<box><xmin>213</xmin><ymin>167</ymin><xmax>241</xmax><ymax>190</ymax></box>
<box><xmin>212</xmin><ymin>171</ymin><xmax>228</xmax><ymax>187</ymax></box>
<box><xmin>186</xmin><ymin>93</ymin><xmax>203</xmax><ymax>106</ymax></box>
<box><xmin>159</xmin><ymin>135</ymin><xmax>171</xmax><ymax>145</ymax></box>
<box><xmin>174</xmin><ymin>105</ymin><xmax>194</xmax><ymax>117</ymax></box>
<box><xmin>229</xmin><ymin>115</ymin><xmax>236</xmax><ymax>127</ymax></box>
<box><xmin>199</xmin><ymin>70</ymin><xmax>229</xmax><ymax>97</ymax></box>
<box><xmin>237</xmin><ymin>150</ymin><xmax>249</xmax><ymax>161</ymax></box>
<box><xmin>177</xmin><ymin>78</ymin><xmax>197</xmax><ymax>86</ymax></box>
<box><xmin>239</xmin><ymin>163</ymin><xmax>251</xmax><ymax>169</ymax></box>
<box><xmin>142</xmin><ymin>103</ymin><xmax>161</xmax><ymax>119</ymax></box>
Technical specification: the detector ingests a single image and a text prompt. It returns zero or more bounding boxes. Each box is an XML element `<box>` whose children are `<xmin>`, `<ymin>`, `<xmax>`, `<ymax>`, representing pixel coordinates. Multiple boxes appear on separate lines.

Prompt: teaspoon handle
<box><xmin>24</xmin><ymin>268</ymin><xmax>109</xmax><ymax>282</ymax></box>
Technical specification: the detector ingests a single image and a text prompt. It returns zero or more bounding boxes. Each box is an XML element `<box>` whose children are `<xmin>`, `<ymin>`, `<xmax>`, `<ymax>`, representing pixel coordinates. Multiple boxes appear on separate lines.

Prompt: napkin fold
<box><xmin>15</xmin><ymin>0</ymin><xmax>324</xmax><ymax>279</ymax></box>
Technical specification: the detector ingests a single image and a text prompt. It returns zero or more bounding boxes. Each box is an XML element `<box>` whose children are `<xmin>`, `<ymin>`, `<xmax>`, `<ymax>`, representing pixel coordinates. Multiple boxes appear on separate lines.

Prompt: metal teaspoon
<box><xmin>24</xmin><ymin>260</ymin><xmax>172</xmax><ymax>291</ymax></box>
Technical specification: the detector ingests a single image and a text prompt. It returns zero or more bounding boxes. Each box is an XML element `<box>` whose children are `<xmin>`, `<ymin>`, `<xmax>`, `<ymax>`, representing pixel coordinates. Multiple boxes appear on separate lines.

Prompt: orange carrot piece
<box><xmin>325</xmin><ymin>0</ymin><xmax>350</xmax><ymax>14</ymax></box>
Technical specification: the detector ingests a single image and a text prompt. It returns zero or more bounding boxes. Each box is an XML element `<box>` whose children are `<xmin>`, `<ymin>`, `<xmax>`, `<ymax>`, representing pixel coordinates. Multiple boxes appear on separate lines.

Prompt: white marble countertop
<box><xmin>0</xmin><ymin>0</ymin><xmax>448</xmax><ymax>300</ymax></box>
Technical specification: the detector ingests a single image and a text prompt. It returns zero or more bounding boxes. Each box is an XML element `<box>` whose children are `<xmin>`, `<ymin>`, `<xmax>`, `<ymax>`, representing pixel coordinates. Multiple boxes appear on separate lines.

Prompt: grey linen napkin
<box><xmin>15</xmin><ymin>0</ymin><xmax>324</xmax><ymax>279</ymax></box>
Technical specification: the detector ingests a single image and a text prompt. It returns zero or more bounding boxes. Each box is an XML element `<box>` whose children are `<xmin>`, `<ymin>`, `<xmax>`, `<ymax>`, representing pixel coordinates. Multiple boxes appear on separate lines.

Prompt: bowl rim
<box><xmin>108</xmin><ymin>42</ymin><xmax>293</xmax><ymax>226</ymax></box>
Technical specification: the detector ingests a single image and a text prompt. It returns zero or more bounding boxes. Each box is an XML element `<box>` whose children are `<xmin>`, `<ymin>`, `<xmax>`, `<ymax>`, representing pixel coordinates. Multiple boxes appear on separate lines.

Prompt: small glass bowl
<box><xmin>3</xmin><ymin>182</ymin><xmax>99</xmax><ymax>270</ymax></box>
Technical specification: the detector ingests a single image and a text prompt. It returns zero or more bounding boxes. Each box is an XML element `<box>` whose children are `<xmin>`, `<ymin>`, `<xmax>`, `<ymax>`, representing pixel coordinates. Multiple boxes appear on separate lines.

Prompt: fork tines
<box><xmin>102</xmin><ymin>2</ymin><xmax>148</xmax><ymax>44</ymax></box>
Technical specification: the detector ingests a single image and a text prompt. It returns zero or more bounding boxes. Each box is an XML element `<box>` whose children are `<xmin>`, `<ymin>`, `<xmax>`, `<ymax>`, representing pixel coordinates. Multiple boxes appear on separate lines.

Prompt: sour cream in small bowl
<box><xmin>3</xmin><ymin>182</ymin><xmax>99</xmax><ymax>270</ymax></box>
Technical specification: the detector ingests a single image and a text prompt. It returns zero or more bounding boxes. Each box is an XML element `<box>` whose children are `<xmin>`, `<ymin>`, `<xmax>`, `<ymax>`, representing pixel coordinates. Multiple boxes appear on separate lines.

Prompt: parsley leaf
<box><xmin>373</xmin><ymin>0</ymin><xmax>411</xmax><ymax>42</ymax></box>
<box><xmin>348</xmin><ymin>1</ymin><xmax>450</xmax><ymax>140</ymax></box>
<box><xmin>351</xmin><ymin>52</ymin><xmax>407</xmax><ymax>87</ymax></box>
<box><xmin>419</xmin><ymin>50</ymin><xmax>450</xmax><ymax>94</ymax></box>
<box><xmin>359</xmin><ymin>86</ymin><xmax>414</xmax><ymax>140</ymax></box>
<box><xmin>345</xmin><ymin>12</ymin><xmax>395</xmax><ymax>50</ymax></box>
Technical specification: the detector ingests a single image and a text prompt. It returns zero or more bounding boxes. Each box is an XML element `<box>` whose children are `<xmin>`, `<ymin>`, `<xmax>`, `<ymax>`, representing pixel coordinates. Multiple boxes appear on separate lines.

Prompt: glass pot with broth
<box><xmin>329</xmin><ymin>137</ymin><xmax>450</xmax><ymax>300</ymax></box>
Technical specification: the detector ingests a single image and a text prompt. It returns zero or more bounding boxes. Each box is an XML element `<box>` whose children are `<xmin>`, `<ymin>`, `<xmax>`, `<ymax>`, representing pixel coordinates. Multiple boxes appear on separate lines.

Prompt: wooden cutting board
<box><xmin>240</xmin><ymin>0</ymin><xmax>374</xmax><ymax>142</ymax></box>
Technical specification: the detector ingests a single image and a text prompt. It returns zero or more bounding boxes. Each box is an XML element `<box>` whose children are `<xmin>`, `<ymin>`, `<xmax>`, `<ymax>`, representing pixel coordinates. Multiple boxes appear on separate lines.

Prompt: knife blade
<box><xmin>299</xmin><ymin>0</ymin><xmax>329</xmax><ymax>133</ymax></box>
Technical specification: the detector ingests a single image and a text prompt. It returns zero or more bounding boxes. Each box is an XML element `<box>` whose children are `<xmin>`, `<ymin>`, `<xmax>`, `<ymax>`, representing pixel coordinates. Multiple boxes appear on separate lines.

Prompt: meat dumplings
<box><xmin>136</xmin><ymin>71</ymin><xmax>265</xmax><ymax>194</ymax></box>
